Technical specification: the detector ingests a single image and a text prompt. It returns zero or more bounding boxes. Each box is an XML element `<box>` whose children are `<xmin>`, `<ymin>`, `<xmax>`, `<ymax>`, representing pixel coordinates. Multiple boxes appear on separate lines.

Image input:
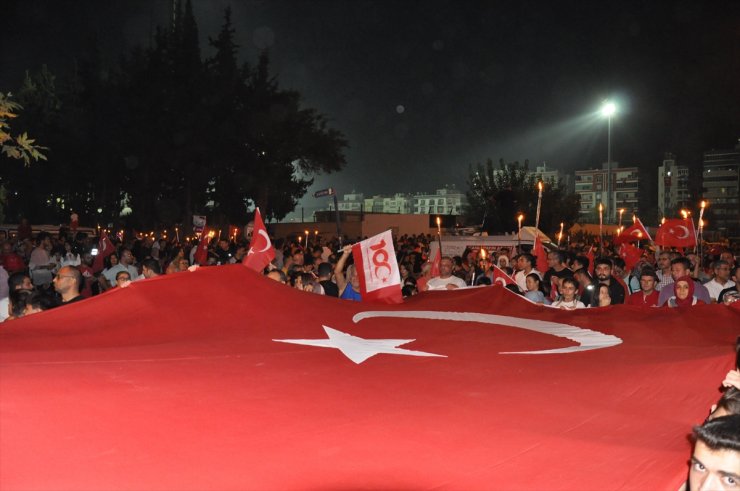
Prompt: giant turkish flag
<box><xmin>1</xmin><ymin>266</ymin><xmax>738</xmax><ymax>491</ymax></box>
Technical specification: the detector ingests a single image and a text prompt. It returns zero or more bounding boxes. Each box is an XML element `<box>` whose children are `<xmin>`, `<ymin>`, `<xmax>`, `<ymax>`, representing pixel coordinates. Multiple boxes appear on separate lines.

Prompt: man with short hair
<box><xmin>705</xmin><ymin>260</ymin><xmax>735</xmax><ymax>303</ymax></box>
<box><xmin>655</xmin><ymin>251</ymin><xmax>673</xmax><ymax>291</ymax></box>
<box><xmin>572</xmin><ymin>268</ymin><xmax>595</xmax><ymax>306</ymax></box>
<box><xmin>657</xmin><ymin>257</ymin><xmax>711</xmax><ymax>306</ymax></box>
<box><xmin>688</xmin><ymin>415</ymin><xmax>740</xmax><ymax>491</ymax></box>
<box><xmin>101</xmin><ymin>248</ymin><xmax>139</xmax><ymax>289</ymax></box>
<box><xmin>140</xmin><ymin>258</ymin><xmax>162</xmax><ymax>279</ymax></box>
<box><xmin>53</xmin><ymin>266</ymin><xmax>84</xmax><ymax>304</ymax></box>
<box><xmin>426</xmin><ymin>256</ymin><xmax>467</xmax><ymax>291</ymax></box>
<box><xmin>718</xmin><ymin>265</ymin><xmax>740</xmax><ymax>304</ymax></box>
<box><xmin>626</xmin><ymin>268</ymin><xmax>660</xmax><ymax>306</ymax></box>
<box><xmin>29</xmin><ymin>232</ymin><xmax>54</xmax><ymax>288</ymax></box>
<box><xmin>543</xmin><ymin>250</ymin><xmax>573</xmax><ymax>300</ymax></box>
<box><xmin>589</xmin><ymin>258</ymin><xmax>626</xmax><ymax>307</ymax></box>
<box><xmin>316</xmin><ymin>262</ymin><xmax>338</xmax><ymax>297</ymax></box>
<box><xmin>513</xmin><ymin>253</ymin><xmax>541</xmax><ymax>293</ymax></box>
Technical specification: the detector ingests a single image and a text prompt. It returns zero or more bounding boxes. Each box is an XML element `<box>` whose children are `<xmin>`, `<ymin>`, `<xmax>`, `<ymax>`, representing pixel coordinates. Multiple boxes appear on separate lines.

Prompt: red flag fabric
<box><xmin>193</xmin><ymin>228</ymin><xmax>210</xmax><ymax>265</ymax></box>
<box><xmin>352</xmin><ymin>229</ymin><xmax>402</xmax><ymax>304</ymax></box>
<box><xmin>533</xmin><ymin>236</ymin><xmax>548</xmax><ymax>273</ymax></box>
<box><xmin>614</xmin><ymin>218</ymin><xmax>652</xmax><ymax>244</ymax></box>
<box><xmin>491</xmin><ymin>264</ymin><xmax>517</xmax><ymax>288</ymax></box>
<box><xmin>618</xmin><ymin>242</ymin><xmax>643</xmax><ymax>272</ymax></box>
<box><xmin>655</xmin><ymin>218</ymin><xmax>697</xmax><ymax>248</ymax></box>
<box><xmin>430</xmin><ymin>247</ymin><xmax>441</xmax><ymax>277</ymax></box>
<box><xmin>586</xmin><ymin>246</ymin><xmax>595</xmax><ymax>276</ymax></box>
<box><xmin>91</xmin><ymin>230</ymin><xmax>115</xmax><ymax>273</ymax></box>
<box><xmin>243</xmin><ymin>208</ymin><xmax>275</xmax><ymax>272</ymax></box>
<box><xmin>1</xmin><ymin>266</ymin><xmax>738</xmax><ymax>490</ymax></box>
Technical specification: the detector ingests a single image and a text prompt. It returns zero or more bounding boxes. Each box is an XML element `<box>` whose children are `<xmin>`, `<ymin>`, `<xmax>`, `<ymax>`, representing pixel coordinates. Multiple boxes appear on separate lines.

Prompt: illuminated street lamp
<box><xmin>600</xmin><ymin>101</ymin><xmax>617</xmax><ymax>223</ymax></box>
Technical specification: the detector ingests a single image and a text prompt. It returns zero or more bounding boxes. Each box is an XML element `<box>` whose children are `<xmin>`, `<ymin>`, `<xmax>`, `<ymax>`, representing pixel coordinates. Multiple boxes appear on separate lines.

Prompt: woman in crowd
<box><xmin>596</xmin><ymin>283</ymin><xmax>613</xmax><ymax>307</ymax></box>
<box><xmin>524</xmin><ymin>273</ymin><xmax>550</xmax><ymax>305</ymax></box>
<box><xmin>666</xmin><ymin>275</ymin><xmax>705</xmax><ymax>308</ymax></box>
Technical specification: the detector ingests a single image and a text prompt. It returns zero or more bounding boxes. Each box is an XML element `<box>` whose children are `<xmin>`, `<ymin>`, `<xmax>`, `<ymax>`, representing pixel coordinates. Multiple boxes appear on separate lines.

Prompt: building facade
<box><xmin>702</xmin><ymin>141</ymin><xmax>740</xmax><ymax>237</ymax></box>
<box><xmin>335</xmin><ymin>186</ymin><xmax>467</xmax><ymax>216</ymax></box>
<box><xmin>411</xmin><ymin>186</ymin><xmax>467</xmax><ymax>215</ymax></box>
<box><xmin>657</xmin><ymin>153</ymin><xmax>691</xmax><ymax>218</ymax></box>
<box><xmin>575</xmin><ymin>163</ymin><xmax>639</xmax><ymax>223</ymax></box>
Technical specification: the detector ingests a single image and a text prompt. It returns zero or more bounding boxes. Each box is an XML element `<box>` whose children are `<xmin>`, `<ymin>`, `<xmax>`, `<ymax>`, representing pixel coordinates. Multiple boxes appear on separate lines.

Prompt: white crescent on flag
<box><xmin>249</xmin><ymin>229</ymin><xmax>272</xmax><ymax>255</ymax></box>
<box><xmin>353</xmin><ymin>310</ymin><xmax>623</xmax><ymax>355</ymax></box>
<box><xmin>672</xmin><ymin>225</ymin><xmax>690</xmax><ymax>239</ymax></box>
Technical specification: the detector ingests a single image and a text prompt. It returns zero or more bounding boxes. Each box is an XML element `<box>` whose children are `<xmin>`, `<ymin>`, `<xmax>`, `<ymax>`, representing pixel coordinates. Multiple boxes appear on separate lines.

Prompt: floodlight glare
<box><xmin>601</xmin><ymin>102</ymin><xmax>616</xmax><ymax>117</ymax></box>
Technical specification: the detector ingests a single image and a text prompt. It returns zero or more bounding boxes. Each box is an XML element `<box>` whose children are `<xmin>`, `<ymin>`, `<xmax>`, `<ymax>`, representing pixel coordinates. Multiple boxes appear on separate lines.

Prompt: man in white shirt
<box><xmin>426</xmin><ymin>256</ymin><xmax>467</xmax><ymax>290</ymax></box>
<box><xmin>704</xmin><ymin>260</ymin><xmax>735</xmax><ymax>303</ymax></box>
<box><xmin>513</xmin><ymin>253</ymin><xmax>541</xmax><ymax>293</ymax></box>
<box><xmin>101</xmin><ymin>248</ymin><xmax>139</xmax><ymax>289</ymax></box>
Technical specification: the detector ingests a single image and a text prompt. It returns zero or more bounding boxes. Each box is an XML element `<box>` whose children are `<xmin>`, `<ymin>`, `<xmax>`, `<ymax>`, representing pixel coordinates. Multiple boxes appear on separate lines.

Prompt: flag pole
<box><xmin>598</xmin><ymin>203</ymin><xmax>604</xmax><ymax>255</ymax></box>
<box><xmin>436</xmin><ymin>216</ymin><xmax>443</xmax><ymax>257</ymax></box>
<box><xmin>534</xmin><ymin>181</ymin><xmax>543</xmax><ymax>235</ymax></box>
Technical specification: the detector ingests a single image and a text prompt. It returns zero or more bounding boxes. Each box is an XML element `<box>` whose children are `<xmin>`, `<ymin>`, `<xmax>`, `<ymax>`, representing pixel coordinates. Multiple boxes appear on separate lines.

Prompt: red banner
<box><xmin>1</xmin><ymin>267</ymin><xmax>737</xmax><ymax>490</ymax></box>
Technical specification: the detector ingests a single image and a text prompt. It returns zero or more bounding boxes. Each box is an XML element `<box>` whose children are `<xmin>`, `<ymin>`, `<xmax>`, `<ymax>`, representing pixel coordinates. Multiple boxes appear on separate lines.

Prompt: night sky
<box><xmin>3</xmin><ymin>0</ymin><xmax>739</xmax><ymax>217</ymax></box>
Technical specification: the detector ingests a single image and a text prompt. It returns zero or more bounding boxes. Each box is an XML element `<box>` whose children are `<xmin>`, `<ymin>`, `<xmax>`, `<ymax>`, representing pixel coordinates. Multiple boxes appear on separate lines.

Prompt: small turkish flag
<box><xmin>655</xmin><ymin>218</ymin><xmax>696</xmax><ymax>248</ymax></box>
<box><xmin>618</xmin><ymin>242</ymin><xmax>642</xmax><ymax>272</ymax></box>
<box><xmin>243</xmin><ymin>208</ymin><xmax>276</xmax><ymax>272</ymax></box>
<box><xmin>92</xmin><ymin>231</ymin><xmax>115</xmax><ymax>273</ymax></box>
<box><xmin>533</xmin><ymin>236</ymin><xmax>548</xmax><ymax>274</ymax></box>
<box><xmin>193</xmin><ymin>227</ymin><xmax>211</xmax><ymax>266</ymax></box>
<box><xmin>491</xmin><ymin>264</ymin><xmax>517</xmax><ymax>289</ymax></box>
<box><xmin>586</xmin><ymin>246</ymin><xmax>595</xmax><ymax>276</ymax></box>
<box><xmin>614</xmin><ymin>218</ymin><xmax>652</xmax><ymax>244</ymax></box>
<box><xmin>352</xmin><ymin>230</ymin><xmax>402</xmax><ymax>304</ymax></box>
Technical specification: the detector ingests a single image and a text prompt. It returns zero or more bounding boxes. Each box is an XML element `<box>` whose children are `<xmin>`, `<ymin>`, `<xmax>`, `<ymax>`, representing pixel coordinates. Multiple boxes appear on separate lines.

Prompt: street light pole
<box><xmin>601</xmin><ymin>101</ymin><xmax>616</xmax><ymax>224</ymax></box>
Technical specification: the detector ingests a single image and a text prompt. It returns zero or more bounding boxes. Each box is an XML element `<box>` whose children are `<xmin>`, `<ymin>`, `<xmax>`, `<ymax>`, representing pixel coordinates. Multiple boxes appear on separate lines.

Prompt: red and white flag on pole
<box><xmin>655</xmin><ymin>218</ymin><xmax>697</xmax><ymax>248</ymax></box>
<box><xmin>428</xmin><ymin>244</ymin><xmax>441</xmax><ymax>278</ymax></box>
<box><xmin>615</xmin><ymin>218</ymin><xmax>652</xmax><ymax>244</ymax></box>
<box><xmin>243</xmin><ymin>208</ymin><xmax>275</xmax><ymax>272</ymax></box>
<box><xmin>193</xmin><ymin>228</ymin><xmax>211</xmax><ymax>266</ymax></box>
<box><xmin>618</xmin><ymin>242</ymin><xmax>643</xmax><ymax>272</ymax></box>
<box><xmin>491</xmin><ymin>264</ymin><xmax>517</xmax><ymax>288</ymax></box>
<box><xmin>91</xmin><ymin>230</ymin><xmax>115</xmax><ymax>273</ymax></box>
<box><xmin>533</xmin><ymin>236</ymin><xmax>548</xmax><ymax>274</ymax></box>
<box><xmin>352</xmin><ymin>230</ymin><xmax>402</xmax><ymax>304</ymax></box>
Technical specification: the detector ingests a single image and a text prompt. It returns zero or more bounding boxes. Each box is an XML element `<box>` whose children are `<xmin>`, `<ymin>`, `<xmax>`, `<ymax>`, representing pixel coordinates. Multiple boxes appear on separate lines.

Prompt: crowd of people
<box><xmin>1</xmin><ymin>222</ymin><xmax>739</xmax><ymax>486</ymax></box>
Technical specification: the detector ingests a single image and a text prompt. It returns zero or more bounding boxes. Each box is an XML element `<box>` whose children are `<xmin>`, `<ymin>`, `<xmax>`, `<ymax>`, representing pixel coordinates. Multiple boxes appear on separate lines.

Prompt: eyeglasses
<box><xmin>55</xmin><ymin>275</ymin><xmax>76</xmax><ymax>280</ymax></box>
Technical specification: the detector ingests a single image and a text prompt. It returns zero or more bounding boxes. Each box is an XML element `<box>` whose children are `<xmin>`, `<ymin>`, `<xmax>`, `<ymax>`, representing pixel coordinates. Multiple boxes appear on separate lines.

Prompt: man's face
<box><xmin>547</xmin><ymin>252</ymin><xmax>559</xmax><ymax>269</ymax></box>
<box><xmin>595</xmin><ymin>263</ymin><xmax>611</xmax><ymax>281</ymax></box>
<box><xmin>689</xmin><ymin>441</ymin><xmax>740</xmax><ymax>491</ymax></box>
<box><xmin>292</xmin><ymin>253</ymin><xmax>304</xmax><ymax>266</ymax></box>
<box><xmin>657</xmin><ymin>254</ymin><xmax>671</xmax><ymax>271</ymax></box>
<box><xmin>439</xmin><ymin>259</ymin><xmax>453</xmax><ymax>278</ymax></box>
<box><xmin>714</xmin><ymin>264</ymin><xmax>731</xmax><ymax>282</ymax></box>
<box><xmin>53</xmin><ymin>267</ymin><xmax>74</xmax><ymax>294</ymax></box>
<box><xmin>720</xmin><ymin>252</ymin><xmax>734</xmax><ymax>265</ymax></box>
<box><xmin>639</xmin><ymin>275</ymin><xmax>656</xmax><ymax>293</ymax></box>
<box><xmin>671</xmin><ymin>262</ymin><xmax>689</xmax><ymax>280</ymax></box>
<box><xmin>120</xmin><ymin>250</ymin><xmax>134</xmax><ymax>265</ymax></box>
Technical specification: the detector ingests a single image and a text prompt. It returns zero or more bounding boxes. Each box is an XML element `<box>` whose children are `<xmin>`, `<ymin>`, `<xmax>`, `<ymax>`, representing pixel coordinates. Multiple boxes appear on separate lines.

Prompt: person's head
<box><xmin>594</xmin><ymin>258</ymin><xmax>613</xmax><ymax>282</ymax></box>
<box><xmin>731</xmin><ymin>265</ymin><xmax>740</xmax><ymax>284</ymax></box>
<box><xmin>177</xmin><ymin>257</ymin><xmax>189</xmax><ymax>271</ymax></box>
<box><xmin>518</xmin><ymin>253</ymin><xmax>534</xmax><ymax>272</ymax></box>
<box><xmin>475</xmin><ymin>276</ymin><xmax>491</xmax><ymax>286</ymax></box>
<box><xmin>53</xmin><ymin>266</ymin><xmax>82</xmax><ymax>297</ymax></box>
<box><xmin>560</xmin><ymin>277</ymin><xmax>579</xmax><ymax>302</ymax></box>
<box><xmin>573</xmin><ymin>268</ymin><xmax>592</xmax><ymax>286</ymax></box>
<box><xmin>439</xmin><ymin>256</ymin><xmax>454</xmax><ymax>278</ymax></box>
<box><xmin>82</xmin><ymin>252</ymin><xmax>94</xmax><ymax>267</ymax></box>
<box><xmin>670</xmin><ymin>256</ymin><xmax>692</xmax><ymax>280</ymax></box>
<box><xmin>105</xmin><ymin>253</ymin><xmax>119</xmax><ymax>269</ymax></box>
<box><xmin>292</xmin><ymin>251</ymin><xmax>305</xmax><ymax>266</ymax></box>
<box><xmin>525</xmin><ymin>273</ymin><xmax>542</xmax><ymax>293</ymax></box>
<box><xmin>674</xmin><ymin>275</ymin><xmax>695</xmax><ymax>302</ymax></box>
<box><xmin>689</xmin><ymin>415</ymin><xmax>740</xmax><ymax>491</ymax></box>
<box><xmin>657</xmin><ymin>252</ymin><xmax>671</xmax><ymax>272</ymax></box>
<box><xmin>713</xmin><ymin>260</ymin><xmax>732</xmax><ymax>283</ymax></box>
<box><xmin>401</xmin><ymin>284</ymin><xmax>417</xmax><ymax>298</ymax></box>
<box><xmin>8</xmin><ymin>290</ymin><xmax>32</xmax><ymax>319</ymax></box>
<box><xmin>115</xmin><ymin>270</ymin><xmax>132</xmax><ymax>287</ymax></box>
<box><xmin>497</xmin><ymin>255</ymin><xmax>509</xmax><ymax>268</ymax></box>
<box><xmin>35</xmin><ymin>232</ymin><xmax>52</xmax><ymax>249</ymax></box>
<box><xmin>317</xmin><ymin>262</ymin><xmax>333</xmax><ymax>280</ymax></box>
<box><xmin>8</xmin><ymin>271</ymin><xmax>33</xmax><ymax>291</ymax></box>
<box><xmin>119</xmin><ymin>248</ymin><xmax>134</xmax><ymax>266</ymax></box>
<box><xmin>720</xmin><ymin>251</ymin><xmax>735</xmax><ymax>267</ymax></box>
<box><xmin>420</xmin><ymin>262</ymin><xmax>432</xmax><ymax>278</ymax></box>
<box><xmin>547</xmin><ymin>250</ymin><xmax>567</xmax><ymax>270</ymax></box>
<box><xmin>597</xmin><ymin>283</ymin><xmax>612</xmax><ymax>306</ymax></box>
<box><xmin>572</xmin><ymin>255</ymin><xmax>589</xmax><ymax>272</ymax></box>
<box><xmin>399</xmin><ymin>263</ymin><xmax>410</xmax><ymax>279</ymax></box>
<box><xmin>266</xmin><ymin>269</ymin><xmax>287</xmax><ymax>284</ymax></box>
<box><xmin>612</xmin><ymin>257</ymin><xmax>626</xmax><ymax>277</ymax></box>
<box><xmin>24</xmin><ymin>290</ymin><xmax>58</xmax><ymax>315</ymax></box>
<box><xmin>638</xmin><ymin>267</ymin><xmax>658</xmax><ymax>294</ymax></box>
<box><xmin>141</xmin><ymin>258</ymin><xmax>161</xmax><ymax>278</ymax></box>
<box><xmin>710</xmin><ymin>388</ymin><xmax>740</xmax><ymax>420</ymax></box>
<box><xmin>346</xmin><ymin>264</ymin><xmax>360</xmax><ymax>290</ymax></box>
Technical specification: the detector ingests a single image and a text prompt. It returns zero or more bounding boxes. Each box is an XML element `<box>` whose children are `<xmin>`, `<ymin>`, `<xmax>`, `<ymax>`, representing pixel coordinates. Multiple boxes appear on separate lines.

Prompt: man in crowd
<box><xmin>718</xmin><ymin>265</ymin><xmax>740</xmax><ymax>304</ymax></box>
<box><xmin>426</xmin><ymin>256</ymin><xmax>467</xmax><ymax>290</ymax></box>
<box><xmin>101</xmin><ymin>248</ymin><xmax>139</xmax><ymax>290</ymax></box>
<box><xmin>53</xmin><ymin>266</ymin><xmax>84</xmax><ymax>305</ymax></box>
<box><xmin>655</xmin><ymin>251</ymin><xmax>673</xmax><ymax>291</ymax></box>
<box><xmin>657</xmin><ymin>257</ymin><xmax>711</xmax><ymax>307</ymax></box>
<box><xmin>704</xmin><ymin>260</ymin><xmax>735</xmax><ymax>303</ymax></box>
<box><xmin>688</xmin><ymin>415</ymin><xmax>740</xmax><ymax>491</ymax></box>
<box><xmin>140</xmin><ymin>258</ymin><xmax>162</xmax><ymax>279</ymax></box>
<box><xmin>29</xmin><ymin>232</ymin><xmax>55</xmax><ymax>289</ymax></box>
<box><xmin>543</xmin><ymin>250</ymin><xmax>573</xmax><ymax>301</ymax></box>
<box><xmin>572</xmin><ymin>268</ymin><xmax>595</xmax><ymax>306</ymax></box>
<box><xmin>316</xmin><ymin>262</ymin><xmax>338</xmax><ymax>297</ymax></box>
<box><xmin>590</xmin><ymin>258</ymin><xmax>626</xmax><ymax>306</ymax></box>
<box><xmin>626</xmin><ymin>268</ymin><xmax>660</xmax><ymax>306</ymax></box>
<box><xmin>514</xmin><ymin>253</ymin><xmax>541</xmax><ymax>293</ymax></box>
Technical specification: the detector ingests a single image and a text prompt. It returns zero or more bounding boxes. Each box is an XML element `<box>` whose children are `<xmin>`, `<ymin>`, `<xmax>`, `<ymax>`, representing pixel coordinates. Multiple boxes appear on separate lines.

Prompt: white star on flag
<box><xmin>273</xmin><ymin>326</ymin><xmax>446</xmax><ymax>364</ymax></box>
